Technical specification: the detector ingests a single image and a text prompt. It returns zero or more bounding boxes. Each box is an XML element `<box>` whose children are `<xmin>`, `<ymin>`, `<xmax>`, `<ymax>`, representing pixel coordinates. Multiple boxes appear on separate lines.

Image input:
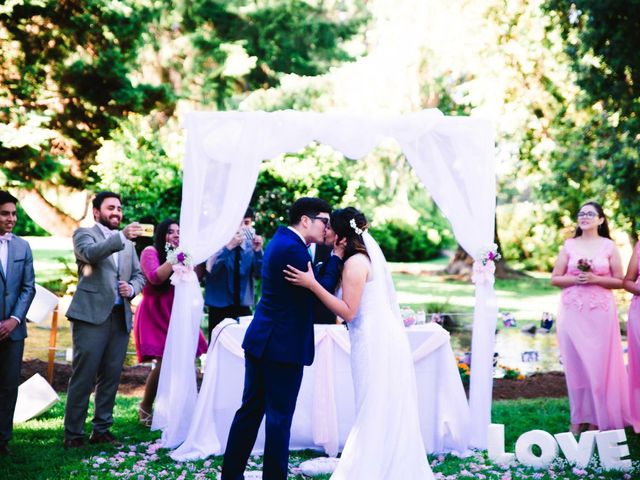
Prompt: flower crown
<box><xmin>350</xmin><ymin>218</ymin><xmax>364</xmax><ymax>235</ymax></box>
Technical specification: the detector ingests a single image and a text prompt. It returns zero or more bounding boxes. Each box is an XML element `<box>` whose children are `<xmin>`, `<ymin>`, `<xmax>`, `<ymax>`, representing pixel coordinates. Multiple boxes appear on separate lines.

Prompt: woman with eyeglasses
<box><xmin>623</xmin><ymin>235</ymin><xmax>640</xmax><ymax>431</ymax></box>
<box><xmin>551</xmin><ymin>201</ymin><xmax>633</xmax><ymax>434</ymax></box>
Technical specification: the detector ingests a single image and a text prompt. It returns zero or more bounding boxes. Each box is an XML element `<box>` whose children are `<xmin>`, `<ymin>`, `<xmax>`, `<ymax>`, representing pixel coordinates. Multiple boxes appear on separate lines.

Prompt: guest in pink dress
<box><xmin>623</xmin><ymin>240</ymin><xmax>640</xmax><ymax>431</ymax></box>
<box><xmin>551</xmin><ymin>201</ymin><xmax>632</xmax><ymax>434</ymax></box>
<box><xmin>133</xmin><ymin>218</ymin><xmax>207</xmax><ymax>426</ymax></box>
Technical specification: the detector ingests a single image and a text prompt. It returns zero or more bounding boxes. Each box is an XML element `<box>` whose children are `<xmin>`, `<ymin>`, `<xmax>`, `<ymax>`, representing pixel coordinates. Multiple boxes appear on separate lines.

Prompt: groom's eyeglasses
<box><xmin>309</xmin><ymin>216</ymin><xmax>329</xmax><ymax>226</ymax></box>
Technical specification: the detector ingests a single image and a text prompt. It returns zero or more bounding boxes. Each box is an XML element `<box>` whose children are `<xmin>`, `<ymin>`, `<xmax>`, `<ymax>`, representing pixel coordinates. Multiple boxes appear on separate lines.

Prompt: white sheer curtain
<box><xmin>155</xmin><ymin>110</ymin><xmax>496</xmax><ymax>449</ymax></box>
<box><xmin>401</xmin><ymin>116</ymin><xmax>497</xmax><ymax>448</ymax></box>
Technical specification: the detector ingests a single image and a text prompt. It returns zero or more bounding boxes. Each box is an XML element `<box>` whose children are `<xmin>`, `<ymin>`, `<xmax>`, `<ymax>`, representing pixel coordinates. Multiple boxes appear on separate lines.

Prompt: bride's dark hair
<box><xmin>330</xmin><ymin>207</ymin><xmax>369</xmax><ymax>262</ymax></box>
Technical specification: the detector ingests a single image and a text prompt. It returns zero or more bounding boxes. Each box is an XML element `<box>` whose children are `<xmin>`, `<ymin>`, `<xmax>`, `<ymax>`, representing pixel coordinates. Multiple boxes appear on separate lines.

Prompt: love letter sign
<box><xmin>488</xmin><ymin>424</ymin><xmax>632</xmax><ymax>470</ymax></box>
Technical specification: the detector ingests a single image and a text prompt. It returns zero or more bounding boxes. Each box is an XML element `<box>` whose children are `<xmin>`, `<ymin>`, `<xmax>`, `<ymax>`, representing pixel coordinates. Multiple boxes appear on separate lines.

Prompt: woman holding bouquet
<box><xmin>551</xmin><ymin>201</ymin><xmax>632</xmax><ymax>434</ymax></box>
<box><xmin>623</xmin><ymin>240</ymin><xmax>640</xmax><ymax>430</ymax></box>
<box><xmin>133</xmin><ymin>218</ymin><xmax>208</xmax><ymax>426</ymax></box>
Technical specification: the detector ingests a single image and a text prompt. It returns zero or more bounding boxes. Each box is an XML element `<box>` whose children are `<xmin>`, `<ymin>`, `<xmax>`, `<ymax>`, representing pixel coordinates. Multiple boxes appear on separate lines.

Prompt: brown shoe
<box><xmin>63</xmin><ymin>437</ymin><xmax>85</xmax><ymax>449</ymax></box>
<box><xmin>0</xmin><ymin>443</ymin><xmax>9</xmax><ymax>456</ymax></box>
<box><xmin>89</xmin><ymin>430</ymin><xmax>120</xmax><ymax>446</ymax></box>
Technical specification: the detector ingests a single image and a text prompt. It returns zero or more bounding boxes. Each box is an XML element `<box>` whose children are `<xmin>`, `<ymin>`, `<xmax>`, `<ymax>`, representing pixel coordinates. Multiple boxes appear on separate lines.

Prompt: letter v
<box><xmin>554</xmin><ymin>430</ymin><xmax>598</xmax><ymax>468</ymax></box>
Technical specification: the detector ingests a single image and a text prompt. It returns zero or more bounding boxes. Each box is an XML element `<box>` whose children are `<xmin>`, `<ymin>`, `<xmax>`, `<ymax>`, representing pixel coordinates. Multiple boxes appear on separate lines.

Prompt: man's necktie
<box><xmin>233</xmin><ymin>247</ymin><xmax>241</xmax><ymax>306</ymax></box>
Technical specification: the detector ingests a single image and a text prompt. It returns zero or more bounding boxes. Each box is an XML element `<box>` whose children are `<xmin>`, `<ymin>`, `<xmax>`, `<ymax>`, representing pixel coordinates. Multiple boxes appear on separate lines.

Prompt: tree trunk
<box><xmin>13</xmin><ymin>188</ymin><xmax>85</xmax><ymax>236</ymax></box>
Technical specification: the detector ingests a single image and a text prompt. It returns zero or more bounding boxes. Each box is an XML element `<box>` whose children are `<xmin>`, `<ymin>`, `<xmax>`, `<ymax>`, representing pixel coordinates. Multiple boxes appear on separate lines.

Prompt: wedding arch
<box><xmin>153</xmin><ymin>109</ymin><xmax>498</xmax><ymax>451</ymax></box>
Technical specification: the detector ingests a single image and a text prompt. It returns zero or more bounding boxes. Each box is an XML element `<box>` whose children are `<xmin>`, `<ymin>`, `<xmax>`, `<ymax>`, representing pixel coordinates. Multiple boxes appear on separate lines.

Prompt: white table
<box><xmin>171</xmin><ymin>321</ymin><xmax>471</xmax><ymax>461</ymax></box>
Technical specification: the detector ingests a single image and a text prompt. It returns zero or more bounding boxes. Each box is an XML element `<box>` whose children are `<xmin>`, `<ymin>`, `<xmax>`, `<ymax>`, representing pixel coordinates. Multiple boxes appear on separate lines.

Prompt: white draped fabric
<box><xmin>154</xmin><ymin>110</ymin><xmax>496</xmax><ymax>450</ymax></box>
<box><xmin>170</xmin><ymin>321</ymin><xmax>471</xmax><ymax>461</ymax></box>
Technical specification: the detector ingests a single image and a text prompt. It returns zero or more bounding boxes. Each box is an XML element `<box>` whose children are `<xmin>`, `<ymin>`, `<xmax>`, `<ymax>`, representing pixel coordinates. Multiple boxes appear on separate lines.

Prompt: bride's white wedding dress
<box><xmin>330</xmin><ymin>233</ymin><xmax>434</xmax><ymax>480</ymax></box>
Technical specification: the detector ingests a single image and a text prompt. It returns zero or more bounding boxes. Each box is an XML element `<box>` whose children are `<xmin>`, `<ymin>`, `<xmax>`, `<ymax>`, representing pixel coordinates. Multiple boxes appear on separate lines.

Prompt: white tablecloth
<box><xmin>171</xmin><ymin>321</ymin><xmax>471</xmax><ymax>461</ymax></box>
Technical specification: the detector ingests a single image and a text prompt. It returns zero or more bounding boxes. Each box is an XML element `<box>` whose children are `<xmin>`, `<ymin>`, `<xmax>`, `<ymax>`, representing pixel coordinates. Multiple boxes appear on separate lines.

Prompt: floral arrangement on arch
<box><xmin>165</xmin><ymin>243</ymin><xmax>194</xmax><ymax>283</ymax></box>
<box><xmin>472</xmin><ymin>243</ymin><xmax>502</xmax><ymax>285</ymax></box>
<box><xmin>478</xmin><ymin>243</ymin><xmax>502</xmax><ymax>266</ymax></box>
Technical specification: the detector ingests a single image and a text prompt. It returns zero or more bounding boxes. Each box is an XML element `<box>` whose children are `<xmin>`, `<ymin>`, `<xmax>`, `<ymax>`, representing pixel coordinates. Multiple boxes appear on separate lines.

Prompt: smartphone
<box><xmin>139</xmin><ymin>224</ymin><xmax>155</xmax><ymax>237</ymax></box>
<box><xmin>241</xmin><ymin>226</ymin><xmax>255</xmax><ymax>242</ymax></box>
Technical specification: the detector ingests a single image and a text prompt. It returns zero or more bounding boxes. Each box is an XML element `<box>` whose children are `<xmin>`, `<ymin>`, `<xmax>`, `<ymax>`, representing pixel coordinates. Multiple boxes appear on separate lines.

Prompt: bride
<box><xmin>285</xmin><ymin>207</ymin><xmax>434</xmax><ymax>480</ymax></box>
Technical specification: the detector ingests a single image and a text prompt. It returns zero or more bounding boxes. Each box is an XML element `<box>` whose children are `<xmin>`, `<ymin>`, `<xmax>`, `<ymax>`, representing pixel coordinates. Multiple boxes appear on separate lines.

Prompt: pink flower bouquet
<box><xmin>576</xmin><ymin>258</ymin><xmax>592</xmax><ymax>272</ymax></box>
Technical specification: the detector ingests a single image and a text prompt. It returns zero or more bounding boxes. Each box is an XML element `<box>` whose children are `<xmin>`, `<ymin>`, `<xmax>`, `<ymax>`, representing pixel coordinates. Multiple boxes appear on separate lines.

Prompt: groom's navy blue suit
<box><xmin>222</xmin><ymin>226</ymin><xmax>342</xmax><ymax>480</ymax></box>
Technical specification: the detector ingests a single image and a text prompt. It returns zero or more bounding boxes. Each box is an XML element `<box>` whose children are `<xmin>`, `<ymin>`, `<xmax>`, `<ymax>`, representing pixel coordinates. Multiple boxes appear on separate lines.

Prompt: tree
<box><xmin>0</xmin><ymin>0</ymin><xmax>173</xmax><ymax>234</ymax></box>
<box><xmin>541</xmin><ymin>0</ymin><xmax>640</xmax><ymax>240</ymax></box>
<box><xmin>0</xmin><ymin>0</ymin><xmax>364</xmax><ymax>234</ymax></box>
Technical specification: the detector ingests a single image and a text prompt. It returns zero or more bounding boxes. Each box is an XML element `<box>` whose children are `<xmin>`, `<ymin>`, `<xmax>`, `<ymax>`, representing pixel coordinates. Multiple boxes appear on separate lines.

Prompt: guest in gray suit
<box><xmin>63</xmin><ymin>191</ymin><xmax>145</xmax><ymax>449</ymax></box>
<box><xmin>0</xmin><ymin>191</ymin><xmax>36</xmax><ymax>456</ymax></box>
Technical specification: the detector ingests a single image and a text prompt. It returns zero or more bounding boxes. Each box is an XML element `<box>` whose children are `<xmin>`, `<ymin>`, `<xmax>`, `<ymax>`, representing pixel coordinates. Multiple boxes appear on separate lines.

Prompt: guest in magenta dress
<box><xmin>551</xmin><ymin>201</ymin><xmax>633</xmax><ymax>434</ymax></box>
<box><xmin>623</xmin><ymin>240</ymin><xmax>640</xmax><ymax>431</ymax></box>
<box><xmin>134</xmin><ymin>218</ymin><xmax>207</xmax><ymax>426</ymax></box>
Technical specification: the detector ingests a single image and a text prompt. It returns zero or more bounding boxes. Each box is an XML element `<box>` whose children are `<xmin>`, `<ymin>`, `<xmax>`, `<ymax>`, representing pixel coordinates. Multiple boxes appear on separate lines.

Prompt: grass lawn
<box><xmin>2</xmin><ymin>396</ymin><xmax>637</xmax><ymax>479</ymax></box>
<box><xmin>13</xmin><ymin>240</ymin><xmax>638</xmax><ymax>478</ymax></box>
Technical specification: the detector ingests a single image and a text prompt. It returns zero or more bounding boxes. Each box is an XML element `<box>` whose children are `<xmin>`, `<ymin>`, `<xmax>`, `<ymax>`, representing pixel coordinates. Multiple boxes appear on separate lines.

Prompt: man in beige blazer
<box><xmin>63</xmin><ymin>191</ymin><xmax>145</xmax><ymax>448</ymax></box>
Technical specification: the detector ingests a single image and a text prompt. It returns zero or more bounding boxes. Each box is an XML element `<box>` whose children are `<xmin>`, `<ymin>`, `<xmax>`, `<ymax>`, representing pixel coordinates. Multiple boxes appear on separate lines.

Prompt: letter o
<box><xmin>515</xmin><ymin>430</ymin><xmax>559</xmax><ymax>468</ymax></box>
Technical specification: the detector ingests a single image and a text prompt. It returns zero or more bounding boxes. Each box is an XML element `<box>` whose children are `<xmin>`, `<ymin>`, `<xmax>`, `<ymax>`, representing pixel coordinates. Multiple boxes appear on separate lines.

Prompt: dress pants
<box><xmin>221</xmin><ymin>353</ymin><xmax>304</xmax><ymax>480</ymax></box>
<box><xmin>64</xmin><ymin>305</ymin><xmax>129</xmax><ymax>439</ymax></box>
<box><xmin>0</xmin><ymin>338</ymin><xmax>24</xmax><ymax>446</ymax></box>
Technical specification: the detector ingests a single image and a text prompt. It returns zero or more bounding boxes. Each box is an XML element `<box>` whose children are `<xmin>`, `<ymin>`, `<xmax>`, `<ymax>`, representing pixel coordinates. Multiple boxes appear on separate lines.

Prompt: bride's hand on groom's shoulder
<box><xmin>284</xmin><ymin>261</ymin><xmax>315</xmax><ymax>289</ymax></box>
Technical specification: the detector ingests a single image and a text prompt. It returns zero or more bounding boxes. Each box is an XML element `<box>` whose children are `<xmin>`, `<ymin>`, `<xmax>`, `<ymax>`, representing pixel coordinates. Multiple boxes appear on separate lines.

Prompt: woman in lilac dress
<box><xmin>134</xmin><ymin>218</ymin><xmax>207</xmax><ymax>426</ymax></box>
<box><xmin>551</xmin><ymin>201</ymin><xmax>632</xmax><ymax>434</ymax></box>
<box><xmin>623</xmin><ymin>240</ymin><xmax>640</xmax><ymax>430</ymax></box>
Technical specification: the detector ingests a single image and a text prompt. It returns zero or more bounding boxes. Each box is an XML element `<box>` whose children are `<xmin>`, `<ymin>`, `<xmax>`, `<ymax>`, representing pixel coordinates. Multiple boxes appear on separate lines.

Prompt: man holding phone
<box><xmin>204</xmin><ymin>207</ymin><xmax>264</xmax><ymax>340</ymax></box>
<box><xmin>63</xmin><ymin>191</ymin><xmax>146</xmax><ymax>448</ymax></box>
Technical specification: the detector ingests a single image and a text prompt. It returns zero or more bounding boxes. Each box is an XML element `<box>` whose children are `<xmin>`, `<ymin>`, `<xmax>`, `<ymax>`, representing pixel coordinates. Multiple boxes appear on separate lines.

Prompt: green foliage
<box><xmin>0</xmin><ymin>0</ymin><xmax>173</xmax><ymax>189</ymax></box>
<box><xmin>92</xmin><ymin>117</ymin><xmax>182</xmax><ymax>226</ymax></box>
<box><xmin>250</xmin><ymin>159</ymin><xmax>349</xmax><ymax>239</ymax></box>
<box><xmin>249</xmin><ymin>141</ymin><xmax>454</xmax><ymax>259</ymax></box>
<box><xmin>541</xmin><ymin>0</ymin><xmax>640</xmax><ymax>239</ymax></box>
<box><xmin>497</xmin><ymin>202</ymin><xmax>566</xmax><ymax>271</ymax></box>
<box><xmin>251</xmin><ymin>169</ymin><xmax>302</xmax><ymax>238</ymax></box>
<box><xmin>0</xmin><ymin>0</ymin><xmax>364</xmax><ymax>233</ymax></box>
<box><xmin>12</xmin><ymin>202</ymin><xmax>47</xmax><ymax>236</ymax></box>
<box><xmin>152</xmin><ymin>0</ymin><xmax>365</xmax><ymax>108</ymax></box>
<box><xmin>369</xmin><ymin>218</ymin><xmax>453</xmax><ymax>262</ymax></box>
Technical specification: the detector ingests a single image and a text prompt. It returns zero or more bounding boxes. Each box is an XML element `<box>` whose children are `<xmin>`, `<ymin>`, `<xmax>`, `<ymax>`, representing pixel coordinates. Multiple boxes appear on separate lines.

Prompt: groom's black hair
<box><xmin>288</xmin><ymin>197</ymin><xmax>331</xmax><ymax>225</ymax></box>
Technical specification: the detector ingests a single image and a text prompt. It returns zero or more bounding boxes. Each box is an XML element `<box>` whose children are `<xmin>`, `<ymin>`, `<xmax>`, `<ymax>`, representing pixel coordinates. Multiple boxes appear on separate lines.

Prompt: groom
<box><xmin>222</xmin><ymin>197</ymin><xmax>333</xmax><ymax>480</ymax></box>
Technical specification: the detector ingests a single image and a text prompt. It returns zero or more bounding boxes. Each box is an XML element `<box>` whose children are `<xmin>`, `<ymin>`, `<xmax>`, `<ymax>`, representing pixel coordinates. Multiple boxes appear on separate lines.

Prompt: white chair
<box><xmin>26</xmin><ymin>284</ymin><xmax>60</xmax><ymax>384</ymax></box>
<box><xmin>14</xmin><ymin>373</ymin><xmax>60</xmax><ymax>423</ymax></box>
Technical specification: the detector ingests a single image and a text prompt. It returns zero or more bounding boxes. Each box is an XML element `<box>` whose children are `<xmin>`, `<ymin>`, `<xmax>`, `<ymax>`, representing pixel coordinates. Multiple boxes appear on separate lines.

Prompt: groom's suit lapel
<box><xmin>282</xmin><ymin>227</ymin><xmax>311</xmax><ymax>260</ymax></box>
